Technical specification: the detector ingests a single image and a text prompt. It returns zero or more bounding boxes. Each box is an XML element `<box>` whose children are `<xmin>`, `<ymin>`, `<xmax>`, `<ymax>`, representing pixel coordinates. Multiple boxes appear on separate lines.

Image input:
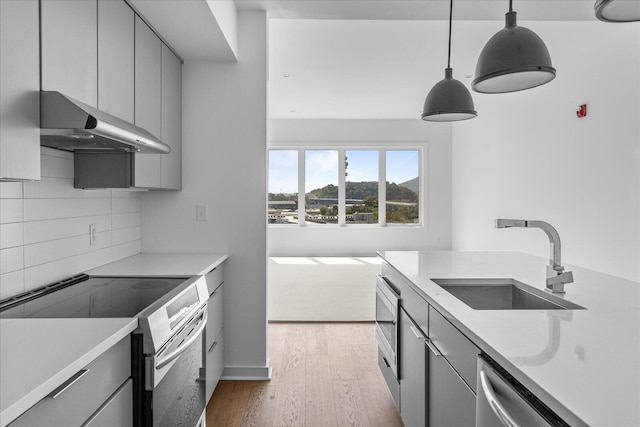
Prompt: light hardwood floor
<box><xmin>206</xmin><ymin>322</ymin><xmax>404</xmax><ymax>427</ymax></box>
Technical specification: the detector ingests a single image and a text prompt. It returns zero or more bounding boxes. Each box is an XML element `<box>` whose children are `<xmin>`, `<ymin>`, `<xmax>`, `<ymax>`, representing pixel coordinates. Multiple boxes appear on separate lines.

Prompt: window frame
<box><xmin>268</xmin><ymin>141</ymin><xmax>425</xmax><ymax>228</ymax></box>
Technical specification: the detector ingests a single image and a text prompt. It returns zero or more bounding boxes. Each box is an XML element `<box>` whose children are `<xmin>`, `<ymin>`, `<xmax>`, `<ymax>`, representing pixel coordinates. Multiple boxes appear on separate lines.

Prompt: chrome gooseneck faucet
<box><xmin>495</xmin><ymin>219</ymin><xmax>574</xmax><ymax>293</ymax></box>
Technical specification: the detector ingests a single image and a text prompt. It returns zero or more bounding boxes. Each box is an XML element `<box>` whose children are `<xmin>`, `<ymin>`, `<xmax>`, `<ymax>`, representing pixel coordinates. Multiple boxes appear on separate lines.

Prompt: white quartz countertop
<box><xmin>378</xmin><ymin>250</ymin><xmax>640</xmax><ymax>427</ymax></box>
<box><xmin>86</xmin><ymin>252</ymin><xmax>228</xmax><ymax>277</ymax></box>
<box><xmin>0</xmin><ymin>318</ymin><xmax>137</xmax><ymax>427</ymax></box>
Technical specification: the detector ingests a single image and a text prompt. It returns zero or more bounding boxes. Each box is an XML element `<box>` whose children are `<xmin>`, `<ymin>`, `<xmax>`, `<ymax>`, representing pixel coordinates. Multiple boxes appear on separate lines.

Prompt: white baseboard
<box><xmin>221</xmin><ymin>365</ymin><xmax>273</xmax><ymax>381</ymax></box>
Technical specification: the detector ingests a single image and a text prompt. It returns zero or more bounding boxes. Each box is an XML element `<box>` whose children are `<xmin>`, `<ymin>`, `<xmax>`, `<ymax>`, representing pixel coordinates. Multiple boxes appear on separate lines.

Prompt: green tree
<box><xmin>363</xmin><ymin>195</ymin><xmax>378</xmax><ymax>207</ymax></box>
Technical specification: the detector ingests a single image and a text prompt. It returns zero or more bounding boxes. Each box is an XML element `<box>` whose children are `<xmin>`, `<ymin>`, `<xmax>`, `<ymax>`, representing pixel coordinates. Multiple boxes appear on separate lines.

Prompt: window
<box><xmin>267</xmin><ymin>146</ymin><xmax>422</xmax><ymax>227</ymax></box>
<box><xmin>386</xmin><ymin>150</ymin><xmax>419</xmax><ymax>224</ymax></box>
<box><xmin>268</xmin><ymin>150</ymin><xmax>298</xmax><ymax>224</ymax></box>
<box><xmin>346</xmin><ymin>150</ymin><xmax>378</xmax><ymax>224</ymax></box>
<box><xmin>305</xmin><ymin>150</ymin><xmax>338</xmax><ymax>225</ymax></box>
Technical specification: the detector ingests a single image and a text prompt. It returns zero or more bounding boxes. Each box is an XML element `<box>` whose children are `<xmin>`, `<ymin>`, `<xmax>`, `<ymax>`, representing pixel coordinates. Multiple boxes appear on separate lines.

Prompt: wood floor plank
<box><xmin>327</xmin><ymin>326</ymin><xmax>358</xmax><ymax>380</ymax></box>
<box><xmin>240</xmin><ymin>383</ymin><xmax>279</xmax><ymax>427</ymax></box>
<box><xmin>279</xmin><ymin>324</ymin><xmax>307</xmax><ymax>386</ymax></box>
<box><xmin>305</xmin><ymin>355</ymin><xmax>338</xmax><ymax>427</ymax></box>
<box><xmin>332</xmin><ymin>380</ymin><xmax>371</xmax><ymax>427</ymax></box>
<box><xmin>306</xmin><ymin>323</ymin><xmax>329</xmax><ymax>355</ymax></box>
<box><xmin>269</xmin><ymin>322</ymin><xmax>288</xmax><ymax>385</ymax></box>
<box><xmin>207</xmin><ymin>380</ymin><xmax>253</xmax><ymax>426</ymax></box>
<box><xmin>273</xmin><ymin>385</ymin><xmax>306</xmax><ymax>427</ymax></box>
<box><xmin>348</xmin><ymin>323</ymin><xmax>374</xmax><ymax>345</ymax></box>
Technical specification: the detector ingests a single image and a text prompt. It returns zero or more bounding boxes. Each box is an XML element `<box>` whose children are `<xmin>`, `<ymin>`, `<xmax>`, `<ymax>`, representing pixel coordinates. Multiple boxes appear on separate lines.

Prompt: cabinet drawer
<box><xmin>429</xmin><ymin>307</ymin><xmax>479</xmax><ymax>393</ymax></box>
<box><xmin>205</xmin><ymin>330</ymin><xmax>224</xmax><ymax>403</ymax></box>
<box><xmin>205</xmin><ymin>264</ymin><xmax>224</xmax><ymax>296</ymax></box>
<box><xmin>378</xmin><ymin>348</ymin><xmax>400</xmax><ymax>410</ymax></box>
<box><xmin>10</xmin><ymin>337</ymin><xmax>131</xmax><ymax>427</ymax></box>
<box><xmin>206</xmin><ymin>286</ymin><xmax>223</xmax><ymax>345</ymax></box>
<box><xmin>381</xmin><ymin>260</ymin><xmax>409</xmax><ymax>295</ymax></box>
<box><xmin>83</xmin><ymin>378</ymin><xmax>133</xmax><ymax>427</ymax></box>
<box><xmin>400</xmin><ymin>283</ymin><xmax>428</xmax><ymax>334</ymax></box>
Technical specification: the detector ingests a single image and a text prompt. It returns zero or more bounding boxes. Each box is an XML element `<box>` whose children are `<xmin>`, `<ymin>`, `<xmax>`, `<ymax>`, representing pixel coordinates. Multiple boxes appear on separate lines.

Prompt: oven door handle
<box><xmin>156</xmin><ymin>310</ymin><xmax>208</xmax><ymax>370</ymax></box>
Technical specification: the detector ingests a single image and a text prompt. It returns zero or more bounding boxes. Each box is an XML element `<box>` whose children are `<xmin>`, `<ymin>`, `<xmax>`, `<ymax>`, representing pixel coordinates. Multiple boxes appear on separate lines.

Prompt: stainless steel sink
<box><xmin>431</xmin><ymin>278</ymin><xmax>585</xmax><ymax>310</ymax></box>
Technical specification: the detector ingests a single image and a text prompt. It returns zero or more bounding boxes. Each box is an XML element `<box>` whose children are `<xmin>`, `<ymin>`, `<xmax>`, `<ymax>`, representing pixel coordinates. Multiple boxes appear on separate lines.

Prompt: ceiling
<box><xmin>236</xmin><ymin>0</ymin><xmax>598</xmax><ymax>21</ymax></box>
<box><xmin>265</xmin><ymin>1</ymin><xmax>606</xmax><ymax>119</ymax></box>
<box><xmin>133</xmin><ymin>0</ymin><xmax>615</xmax><ymax>119</ymax></box>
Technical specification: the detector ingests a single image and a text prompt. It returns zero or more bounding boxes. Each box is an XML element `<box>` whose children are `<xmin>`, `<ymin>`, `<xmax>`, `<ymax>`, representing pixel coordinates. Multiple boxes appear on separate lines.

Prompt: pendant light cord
<box><xmin>447</xmin><ymin>0</ymin><xmax>453</xmax><ymax>68</ymax></box>
<box><xmin>508</xmin><ymin>0</ymin><xmax>513</xmax><ymax>12</ymax></box>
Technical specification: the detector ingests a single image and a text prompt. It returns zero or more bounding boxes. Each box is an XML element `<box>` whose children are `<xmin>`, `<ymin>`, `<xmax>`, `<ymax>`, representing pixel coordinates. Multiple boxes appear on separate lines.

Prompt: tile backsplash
<box><xmin>0</xmin><ymin>148</ymin><xmax>142</xmax><ymax>299</ymax></box>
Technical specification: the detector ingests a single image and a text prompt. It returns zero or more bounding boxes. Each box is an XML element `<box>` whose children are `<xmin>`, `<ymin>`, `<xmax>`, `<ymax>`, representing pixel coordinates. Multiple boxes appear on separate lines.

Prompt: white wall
<box><xmin>0</xmin><ymin>147</ymin><xmax>142</xmax><ymax>298</ymax></box>
<box><xmin>451</xmin><ymin>22</ymin><xmax>640</xmax><ymax>282</ymax></box>
<box><xmin>140</xmin><ymin>12</ymin><xmax>269</xmax><ymax>379</ymax></box>
<box><xmin>268</xmin><ymin>256</ymin><xmax>380</xmax><ymax>321</ymax></box>
<box><xmin>268</xmin><ymin>118</ymin><xmax>452</xmax><ymax>256</ymax></box>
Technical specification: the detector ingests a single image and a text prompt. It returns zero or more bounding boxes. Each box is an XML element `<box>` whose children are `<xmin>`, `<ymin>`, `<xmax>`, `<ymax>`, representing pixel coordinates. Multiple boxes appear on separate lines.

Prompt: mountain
<box><xmin>308</xmin><ymin>179</ymin><xmax>418</xmax><ymax>202</ymax></box>
<box><xmin>399</xmin><ymin>177</ymin><xmax>419</xmax><ymax>193</ymax></box>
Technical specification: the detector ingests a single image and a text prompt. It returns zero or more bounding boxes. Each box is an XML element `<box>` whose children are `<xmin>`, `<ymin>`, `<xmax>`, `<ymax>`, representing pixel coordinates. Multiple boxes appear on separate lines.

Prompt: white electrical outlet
<box><xmin>89</xmin><ymin>224</ymin><xmax>98</xmax><ymax>246</ymax></box>
<box><xmin>196</xmin><ymin>204</ymin><xmax>208</xmax><ymax>222</ymax></box>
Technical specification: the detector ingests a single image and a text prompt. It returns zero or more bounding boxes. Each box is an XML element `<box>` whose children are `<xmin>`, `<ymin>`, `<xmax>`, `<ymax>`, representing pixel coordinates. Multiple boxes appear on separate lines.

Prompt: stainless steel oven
<box><xmin>134</xmin><ymin>276</ymin><xmax>209</xmax><ymax>427</ymax></box>
<box><xmin>375</xmin><ymin>275</ymin><xmax>400</xmax><ymax>378</ymax></box>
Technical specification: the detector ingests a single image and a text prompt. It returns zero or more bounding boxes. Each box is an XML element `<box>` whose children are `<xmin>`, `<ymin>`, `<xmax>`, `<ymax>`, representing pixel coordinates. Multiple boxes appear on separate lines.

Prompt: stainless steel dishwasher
<box><xmin>476</xmin><ymin>355</ymin><xmax>570</xmax><ymax>427</ymax></box>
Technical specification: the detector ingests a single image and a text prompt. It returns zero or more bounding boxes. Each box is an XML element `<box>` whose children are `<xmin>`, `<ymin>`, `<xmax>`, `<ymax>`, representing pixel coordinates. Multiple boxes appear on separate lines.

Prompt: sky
<box><xmin>269</xmin><ymin>149</ymin><xmax>418</xmax><ymax>194</ymax></box>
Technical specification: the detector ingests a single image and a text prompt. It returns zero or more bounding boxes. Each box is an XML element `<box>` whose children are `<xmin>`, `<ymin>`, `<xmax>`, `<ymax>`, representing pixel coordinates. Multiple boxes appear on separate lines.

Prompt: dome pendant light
<box><xmin>595</xmin><ymin>0</ymin><xmax>640</xmax><ymax>22</ymax></box>
<box><xmin>422</xmin><ymin>0</ymin><xmax>477</xmax><ymax>122</ymax></box>
<box><xmin>472</xmin><ymin>0</ymin><xmax>556</xmax><ymax>94</ymax></box>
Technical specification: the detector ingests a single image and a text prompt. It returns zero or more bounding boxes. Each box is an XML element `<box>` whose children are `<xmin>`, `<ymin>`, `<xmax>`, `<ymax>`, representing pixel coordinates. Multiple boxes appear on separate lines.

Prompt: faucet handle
<box><xmin>495</xmin><ymin>218</ymin><xmax>527</xmax><ymax>228</ymax></box>
<box><xmin>546</xmin><ymin>268</ymin><xmax>574</xmax><ymax>294</ymax></box>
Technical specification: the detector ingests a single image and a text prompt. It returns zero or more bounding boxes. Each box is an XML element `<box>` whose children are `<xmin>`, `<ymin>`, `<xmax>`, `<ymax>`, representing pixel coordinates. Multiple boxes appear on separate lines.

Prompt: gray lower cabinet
<box><xmin>385</xmin><ymin>258</ymin><xmax>478</xmax><ymax>427</ymax></box>
<box><xmin>0</xmin><ymin>0</ymin><xmax>40</xmax><ymax>181</ymax></box>
<box><xmin>205</xmin><ymin>264</ymin><xmax>225</xmax><ymax>402</ymax></box>
<box><xmin>399</xmin><ymin>307</ymin><xmax>427</xmax><ymax>427</ymax></box>
<box><xmin>9</xmin><ymin>337</ymin><xmax>131</xmax><ymax>427</ymax></box>
<box><xmin>83</xmin><ymin>379</ymin><xmax>133</xmax><ymax>427</ymax></box>
<box><xmin>427</xmin><ymin>306</ymin><xmax>478</xmax><ymax>427</ymax></box>
<box><xmin>428</xmin><ymin>349</ymin><xmax>476</xmax><ymax>427</ymax></box>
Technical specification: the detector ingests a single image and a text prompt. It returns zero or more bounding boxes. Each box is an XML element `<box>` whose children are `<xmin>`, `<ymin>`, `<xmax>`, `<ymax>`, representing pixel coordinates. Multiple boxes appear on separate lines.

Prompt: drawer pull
<box><xmin>425</xmin><ymin>338</ymin><xmax>442</xmax><ymax>357</ymax></box>
<box><xmin>410</xmin><ymin>325</ymin><xmax>426</xmax><ymax>340</ymax></box>
<box><xmin>208</xmin><ymin>340</ymin><xmax>219</xmax><ymax>353</ymax></box>
<box><xmin>49</xmin><ymin>369</ymin><xmax>90</xmax><ymax>399</ymax></box>
<box><xmin>382</xmin><ymin>356</ymin><xmax>391</xmax><ymax>368</ymax></box>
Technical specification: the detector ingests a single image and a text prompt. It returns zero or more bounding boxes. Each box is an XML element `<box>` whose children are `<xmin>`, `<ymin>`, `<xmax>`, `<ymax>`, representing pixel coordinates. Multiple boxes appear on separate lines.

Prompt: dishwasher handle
<box><xmin>479</xmin><ymin>370</ymin><xmax>520</xmax><ymax>427</ymax></box>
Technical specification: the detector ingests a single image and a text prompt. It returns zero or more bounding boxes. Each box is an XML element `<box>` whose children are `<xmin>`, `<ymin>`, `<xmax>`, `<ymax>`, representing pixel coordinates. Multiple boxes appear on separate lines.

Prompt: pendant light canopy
<box><xmin>595</xmin><ymin>0</ymin><xmax>640</xmax><ymax>22</ymax></box>
<box><xmin>472</xmin><ymin>0</ymin><xmax>556</xmax><ymax>94</ymax></box>
<box><xmin>422</xmin><ymin>0</ymin><xmax>476</xmax><ymax>122</ymax></box>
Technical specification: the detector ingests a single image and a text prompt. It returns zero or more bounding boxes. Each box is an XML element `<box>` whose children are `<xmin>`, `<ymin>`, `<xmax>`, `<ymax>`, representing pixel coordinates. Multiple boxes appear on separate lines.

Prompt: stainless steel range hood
<box><xmin>40</xmin><ymin>91</ymin><xmax>171</xmax><ymax>154</ymax></box>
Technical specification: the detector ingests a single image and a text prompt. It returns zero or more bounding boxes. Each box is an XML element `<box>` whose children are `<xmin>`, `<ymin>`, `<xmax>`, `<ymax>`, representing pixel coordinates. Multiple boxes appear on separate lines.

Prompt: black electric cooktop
<box><xmin>0</xmin><ymin>275</ymin><xmax>187</xmax><ymax>319</ymax></box>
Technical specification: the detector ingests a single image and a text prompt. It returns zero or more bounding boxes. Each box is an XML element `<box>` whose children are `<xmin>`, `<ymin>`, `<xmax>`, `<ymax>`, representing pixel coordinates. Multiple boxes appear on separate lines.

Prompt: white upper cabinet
<box><xmin>41</xmin><ymin>0</ymin><xmax>98</xmax><ymax>107</ymax></box>
<box><xmin>0</xmin><ymin>0</ymin><xmax>40</xmax><ymax>181</ymax></box>
<box><xmin>98</xmin><ymin>0</ymin><xmax>134</xmax><ymax>122</ymax></box>
<box><xmin>161</xmin><ymin>45</ymin><xmax>183</xmax><ymax>190</ymax></box>
<box><xmin>14</xmin><ymin>0</ymin><xmax>181</xmax><ymax>189</ymax></box>
<box><xmin>134</xmin><ymin>15</ymin><xmax>162</xmax><ymax>189</ymax></box>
